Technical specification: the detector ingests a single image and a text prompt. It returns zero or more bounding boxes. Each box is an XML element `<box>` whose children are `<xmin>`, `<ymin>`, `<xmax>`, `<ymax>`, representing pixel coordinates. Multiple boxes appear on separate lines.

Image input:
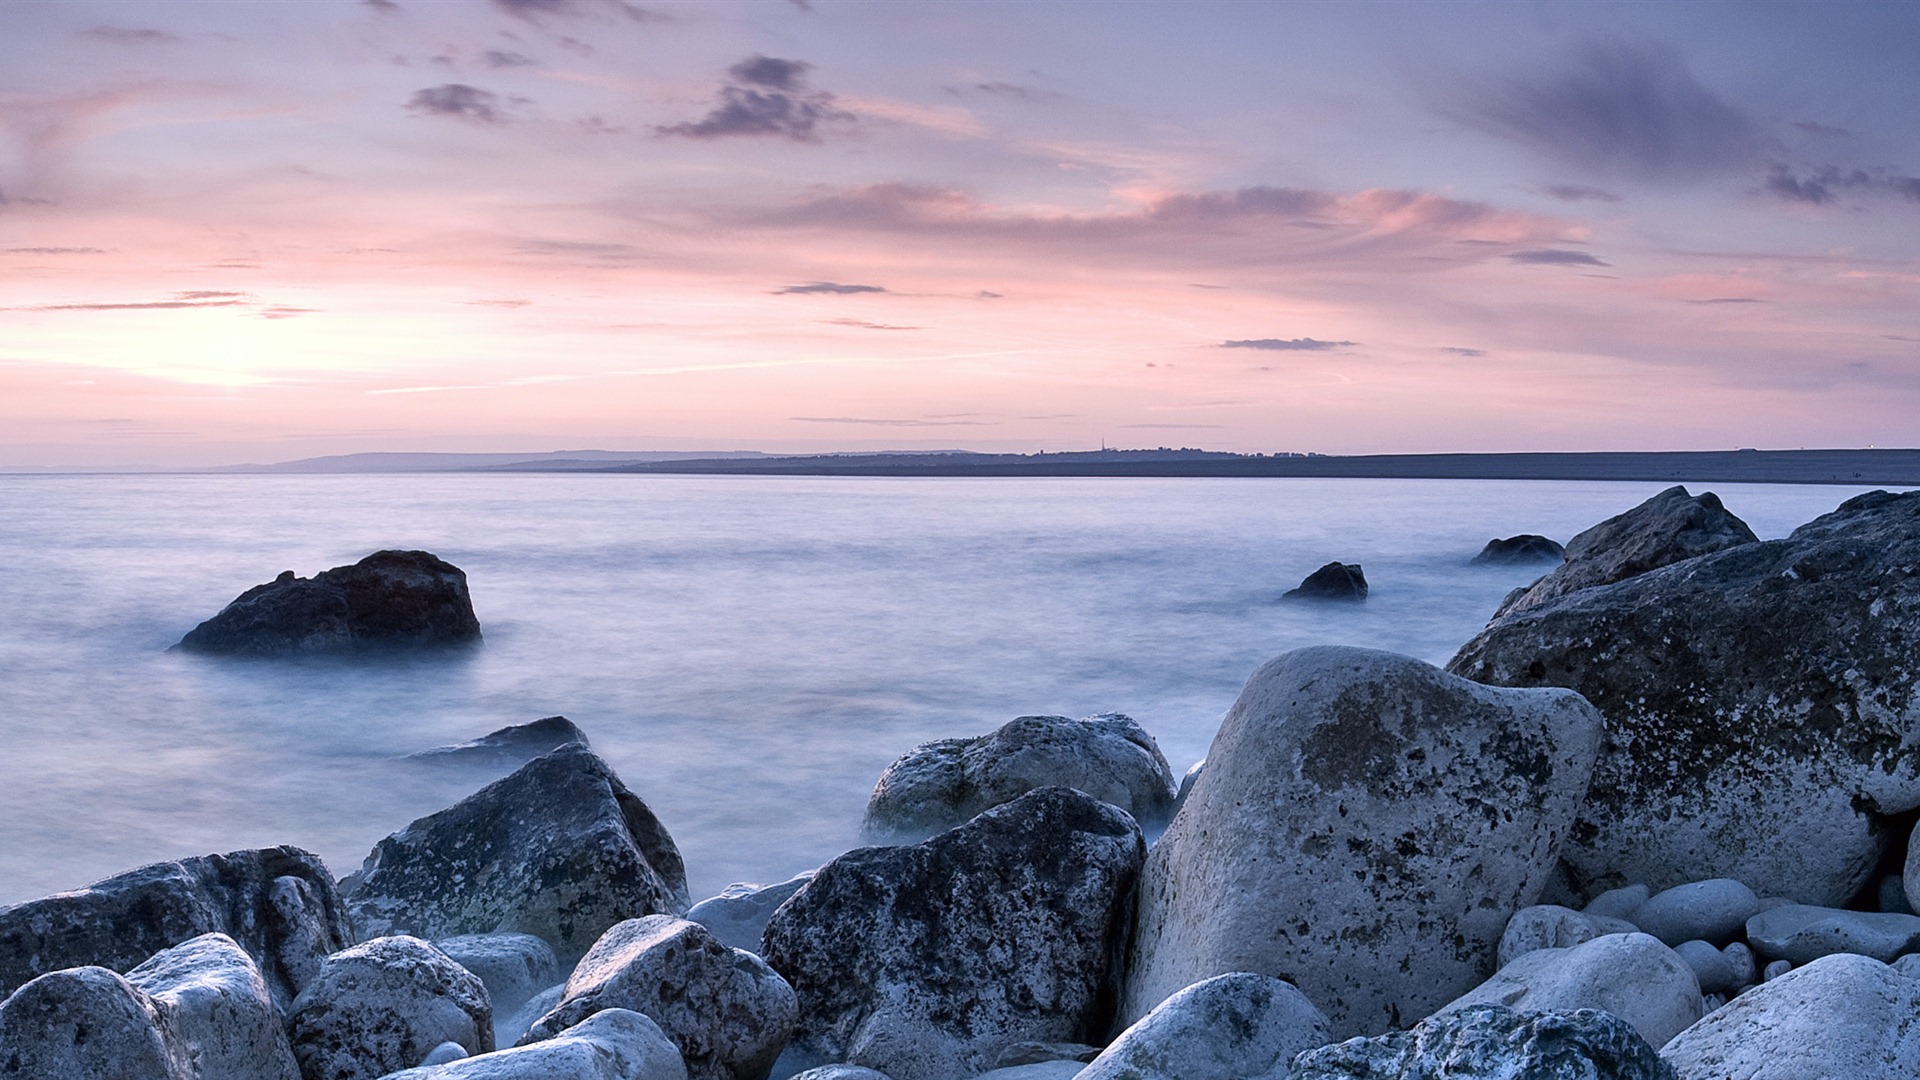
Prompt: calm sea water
<box><xmin>0</xmin><ymin>474</ymin><xmax>1885</xmax><ymax>907</ymax></box>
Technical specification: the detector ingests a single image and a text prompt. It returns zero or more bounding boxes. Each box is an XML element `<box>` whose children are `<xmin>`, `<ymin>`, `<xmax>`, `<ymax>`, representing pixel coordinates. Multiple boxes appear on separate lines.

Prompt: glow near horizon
<box><xmin>2</xmin><ymin>0</ymin><xmax>1918</xmax><ymax>466</ymax></box>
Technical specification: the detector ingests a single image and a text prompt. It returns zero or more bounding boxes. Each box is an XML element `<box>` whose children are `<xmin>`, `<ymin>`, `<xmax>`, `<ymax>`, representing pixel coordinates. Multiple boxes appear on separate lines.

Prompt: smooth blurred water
<box><xmin>0</xmin><ymin>474</ymin><xmax>1884</xmax><ymax>907</ymax></box>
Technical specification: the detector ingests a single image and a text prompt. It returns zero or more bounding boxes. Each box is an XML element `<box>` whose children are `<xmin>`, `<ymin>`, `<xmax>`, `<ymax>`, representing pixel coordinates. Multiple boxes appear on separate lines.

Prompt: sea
<box><xmin>0</xmin><ymin>474</ymin><xmax>1887</xmax><ymax>908</ymax></box>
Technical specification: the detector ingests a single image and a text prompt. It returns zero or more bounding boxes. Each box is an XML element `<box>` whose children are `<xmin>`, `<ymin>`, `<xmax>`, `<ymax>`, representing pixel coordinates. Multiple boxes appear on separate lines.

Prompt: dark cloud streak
<box><xmin>777</xmin><ymin>282</ymin><xmax>886</xmax><ymax>295</ymax></box>
<box><xmin>407</xmin><ymin>84</ymin><xmax>507</xmax><ymax>123</ymax></box>
<box><xmin>1507</xmin><ymin>248</ymin><xmax>1610</xmax><ymax>266</ymax></box>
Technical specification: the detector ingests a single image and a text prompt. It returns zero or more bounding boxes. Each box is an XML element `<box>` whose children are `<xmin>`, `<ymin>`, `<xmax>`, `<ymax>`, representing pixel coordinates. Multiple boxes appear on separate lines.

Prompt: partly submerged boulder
<box><xmin>1450</xmin><ymin>489</ymin><xmax>1920</xmax><ymax>905</ymax></box>
<box><xmin>409</xmin><ymin>717</ymin><xmax>589</xmax><ymax>767</ymax></box>
<box><xmin>762</xmin><ymin>787</ymin><xmax>1144</xmax><ymax>1080</ymax></box>
<box><xmin>345</xmin><ymin>743</ymin><xmax>688</xmax><ymax>965</ymax></box>
<box><xmin>1078</xmin><ymin>972</ymin><xmax>1330</xmax><ymax>1080</ymax></box>
<box><xmin>1281</xmin><ymin>562</ymin><xmax>1368</xmax><ymax>602</ymax></box>
<box><xmin>176</xmin><ymin>549</ymin><xmax>481</xmax><ymax>655</ymax></box>
<box><xmin>1661</xmin><ymin>953</ymin><xmax>1920</xmax><ymax>1079</ymax></box>
<box><xmin>383</xmin><ymin>1009</ymin><xmax>689</xmax><ymax>1080</ymax></box>
<box><xmin>1121</xmin><ymin>646</ymin><xmax>1603</xmax><ymax>1038</ymax></box>
<box><xmin>861</xmin><ymin>713</ymin><xmax>1177</xmax><ymax>842</ymax></box>
<box><xmin>286</xmin><ymin>936</ymin><xmax>493</xmax><ymax>1080</ymax></box>
<box><xmin>1290</xmin><ymin>1004</ymin><xmax>1674</xmax><ymax>1080</ymax></box>
<box><xmin>1472</xmin><ymin>534</ymin><xmax>1566</xmax><ymax>566</ymax></box>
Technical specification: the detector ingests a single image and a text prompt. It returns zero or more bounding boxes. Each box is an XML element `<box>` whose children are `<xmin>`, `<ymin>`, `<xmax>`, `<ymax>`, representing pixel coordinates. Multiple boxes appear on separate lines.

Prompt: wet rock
<box><xmin>1743</xmin><ymin>903</ymin><xmax>1920</xmax><ymax>965</ymax></box>
<box><xmin>1078</xmin><ymin>972</ymin><xmax>1330</xmax><ymax>1080</ymax></box>
<box><xmin>286</xmin><ymin>935</ymin><xmax>493</xmax><ymax>1080</ymax></box>
<box><xmin>1437</xmin><ymin>933</ymin><xmax>1700</xmax><ymax>1050</ymax></box>
<box><xmin>434</xmin><ymin>933</ymin><xmax>559</xmax><ymax>1026</ymax></box>
<box><xmin>1498</xmin><ymin>905</ymin><xmax>1638</xmax><ymax>967</ymax></box>
<box><xmin>124</xmin><ymin>933</ymin><xmax>301</xmax><ymax>1080</ymax></box>
<box><xmin>1282</xmin><ymin>562</ymin><xmax>1368</xmax><ymax>602</ymax></box>
<box><xmin>1290</xmin><ymin>1003</ymin><xmax>1674</xmax><ymax>1079</ymax></box>
<box><xmin>1449</xmin><ymin>489</ymin><xmax>1920</xmax><ymax>906</ymax></box>
<box><xmin>1631</xmin><ymin>879</ymin><xmax>1760</xmax><ymax>946</ymax></box>
<box><xmin>1121</xmin><ymin>646</ymin><xmax>1602</xmax><ymax>1038</ymax></box>
<box><xmin>861</xmin><ymin>713</ymin><xmax>1177</xmax><ymax>842</ymax></box>
<box><xmin>0</xmin><ymin>966</ymin><xmax>188</xmax><ymax>1078</ymax></box>
<box><xmin>762</xmin><ymin>787</ymin><xmax>1144</xmax><ymax>1080</ymax></box>
<box><xmin>382</xmin><ymin>1009</ymin><xmax>689</xmax><ymax>1080</ymax></box>
<box><xmin>0</xmin><ymin>845</ymin><xmax>350</xmax><ymax>1010</ymax></box>
<box><xmin>1472</xmin><ymin>535</ymin><xmax>1566</xmax><ymax>566</ymax></box>
<box><xmin>1663</xmin><ymin>954</ymin><xmax>1920</xmax><ymax>1078</ymax></box>
<box><xmin>520</xmin><ymin>916</ymin><xmax>795</xmax><ymax>1080</ymax></box>
<box><xmin>409</xmin><ymin>717</ymin><xmax>589</xmax><ymax>767</ymax></box>
<box><xmin>687</xmin><ymin>873</ymin><xmax>815</xmax><ymax>953</ymax></box>
<box><xmin>176</xmin><ymin>549</ymin><xmax>482</xmax><ymax>655</ymax></box>
<box><xmin>344</xmin><ymin>744</ymin><xmax>688</xmax><ymax>965</ymax></box>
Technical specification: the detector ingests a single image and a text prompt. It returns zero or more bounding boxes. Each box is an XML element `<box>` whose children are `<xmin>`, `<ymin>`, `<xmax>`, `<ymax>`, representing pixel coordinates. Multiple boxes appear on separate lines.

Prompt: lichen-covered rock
<box><xmin>1122</xmin><ymin>647</ymin><xmax>1602</xmax><ymax>1038</ymax></box>
<box><xmin>1743</xmin><ymin>903</ymin><xmax>1920</xmax><ymax>965</ymax></box>
<box><xmin>176</xmin><ymin>549</ymin><xmax>482</xmax><ymax>655</ymax></box>
<box><xmin>687</xmin><ymin>874</ymin><xmax>815</xmax><ymax>952</ymax></box>
<box><xmin>1436</xmin><ymin>933</ymin><xmax>1701</xmax><ymax>1050</ymax></box>
<box><xmin>762</xmin><ymin>787</ymin><xmax>1144</xmax><ymax>1080</ymax></box>
<box><xmin>409</xmin><ymin>717</ymin><xmax>589</xmax><ymax>767</ymax></box>
<box><xmin>345</xmin><ymin>744</ymin><xmax>688</xmax><ymax>964</ymax></box>
<box><xmin>1497</xmin><ymin>905</ymin><xmax>1637</xmax><ymax>967</ymax></box>
<box><xmin>1450</xmin><ymin>489</ymin><xmax>1920</xmax><ymax>906</ymax></box>
<box><xmin>1282</xmin><ymin>562</ymin><xmax>1368</xmax><ymax>602</ymax></box>
<box><xmin>1662</xmin><ymin>953</ymin><xmax>1920</xmax><ymax>1078</ymax></box>
<box><xmin>125</xmin><ymin>933</ymin><xmax>301</xmax><ymax>1080</ymax></box>
<box><xmin>1079</xmin><ymin>972</ymin><xmax>1330</xmax><ymax>1080</ymax></box>
<box><xmin>1471</xmin><ymin>535</ymin><xmax>1566</xmax><ymax>566</ymax></box>
<box><xmin>382</xmin><ymin>1009</ymin><xmax>689</xmax><ymax>1080</ymax></box>
<box><xmin>286</xmin><ymin>936</ymin><xmax>492</xmax><ymax>1080</ymax></box>
<box><xmin>434</xmin><ymin>934</ymin><xmax>559</xmax><ymax>1027</ymax></box>
<box><xmin>1493</xmin><ymin>486</ymin><xmax>1757</xmax><ymax>616</ymax></box>
<box><xmin>1289</xmin><ymin>1004</ymin><xmax>1674</xmax><ymax>1079</ymax></box>
<box><xmin>785</xmin><ymin>1069</ymin><xmax>893</xmax><ymax>1080</ymax></box>
<box><xmin>861</xmin><ymin>713</ymin><xmax>1177</xmax><ymax>842</ymax></box>
<box><xmin>0</xmin><ymin>845</ymin><xmax>350</xmax><ymax>1010</ymax></box>
<box><xmin>520</xmin><ymin>916</ymin><xmax>795</xmax><ymax>1080</ymax></box>
<box><xmin>0</xmin><ymin>966</ymin><xmax>188</xmax><ymax>1078</ymax></box>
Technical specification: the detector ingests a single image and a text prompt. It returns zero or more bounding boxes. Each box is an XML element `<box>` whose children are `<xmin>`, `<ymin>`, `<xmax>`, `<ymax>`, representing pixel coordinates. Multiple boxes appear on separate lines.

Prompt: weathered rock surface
<box><xmin>1743</xmin><ymin>903</ymin><xmax>1920</xmax><ymax>965</ymax></box>
<box><xmin>1662</xmin><ymin>953</ymin><xmax>1920</xmax><ymax>1078</ymax></box>
<box><xmin>409</xmin><ymin>717</ymin><xmax>589</xmax><ymax>767</ymax></box>
<box><xmin>785</xmin><ymin>1069</ymin><xmax>893</xmax><ymax>1080</ymax></box>
<box><xmin>382</xmin><ymin>1009</ymin><xmax>689</xmax><ymax>1080</ymax></box>
<box><xmin>0</xmin><ymin>966</ymin><xmax>189</xmax><ymax>1078</ymax></box>
<box><xmin>1282</xmin><ymin>562</ymin><xmax>1368</xmax><ymax>602</ymax></box>
<box><xmin>1493</xmin><ymin>486</ymin><xmax>1757</xmax><ymax>616</ymax></box>
<box><xmin>176</xmin><ymin>549</ymin><xmax>482</xmax><ymax>655</ymax></box>
<box><xmin>286</xmin><ymin>936</ymin><xmax>493</xmax><ymax>1080</ymax></box>
<box><xmin>861</xmin><ymin>713</ymin><xmax>1177</xmax><ymax>842</ymax></box>
<box><xmin>1078</xmin><ymin>972</ymin><xmax>1330</xmax><ymax>1080</ymax></box>
<box><xmin>1449</xmin><ymin>489</ymin><xmax>1920</xmax><ymax>906</ymax></box>
<box><xmin>1630</xmin><ymin>879</ymin><xmax>1759</xmax><ymax>946</ymax></box>
<box><xmin>1290</xmin><ymin>1004</ymin><xmax>1675</xmax><ymax>1080</ymax></box>
<box><xmin>434</xmin><ymin>933</ymin><xmax>559</xmax><ymax>1027</ymax></box>
<box><xmin>761</xmin><ymin>787</ymin><xmax>1144</xmax><ymax>1080</ymax></box>
<box><xmin>1437</xmin><ymin>933</ymin><xmax>1701</xmax><ymax>1050</ymax></box>
<box><xmin>345</xmin><ymin>744</ymin><xmax>688</xmax><ymax>964</ymax></box>
<box><xmin>0</xmin><ymin>845</ymin><xmax>350</xmax><ymax>1010</ymax></box>
<box><xmin>521</xmin><ymin>916</ymin><xmax>794</xmax><ymax>1080</ymax></box>
<box><xmin>1472</xmin><ymin>535</ymin><xmax>1566</xmax><ymax>566</ymax></box>
<box><xmin>125</xmin><ymin>933</ymin><xmax>302</xmax><ymax>1080</ymax></box>
<box><xmin>1121</xmin><ymin>647</ymin><xmax>1603</xmax><ymax>1037</ymax></box>
<box><xmin>687</xmin><ymin>874</ymin><xmax>814</xmax><ymax>953</ymax></box>
<box><xmin>1497</xmin><ymin>905</ymin><xmax>1638</xmax><ymax>967</ymax></box>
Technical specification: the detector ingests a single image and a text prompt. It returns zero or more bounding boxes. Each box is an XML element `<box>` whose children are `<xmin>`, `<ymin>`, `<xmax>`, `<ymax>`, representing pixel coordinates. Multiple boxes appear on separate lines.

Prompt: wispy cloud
<box><xmin>490</xmin><ymin>0</ymin><xmax>669</xmax><ymax>22</ymax></box>
<box><xmin>659</xmin><ymin>56</ymin><xmax>852</xmax><ymax>141</ymax></box>
<box><xmin>777</xmin><ymin>282</ymin><xmax>887</xmax><ymax>295</ymax></box>
<box><xmin>790</xmin><ymin>416</ymin><xmax>995</xmax><ymax>426</ymax></box>
<box><xmin>1544</xmin><ymin>185</ymin><xmax>1623</xmax><ymax>203</ymax></box>
<box><xmin>1222</xmin><ymin>338</ymin><xmax>1354</xmax><ymax>351</ymax></box>
<box><xmin>81</xmin><ymin>27</ymin><xmax>180</xmax><ymax>45</ymax></box>
<box><xmin>826</xmin><ymin>318</ymin><xmax>920</xmax><ymax>330</ymax></box>
<box><xmin>483</xmin><ymin>50</ymin><xmax>538</xmax><ymax>69</ymax></box>
<box><xmin>948</xmin><ymin>81</ymin><xmax>1064</xmax><ymax>103</ymax></box>
<box><xmin>4</xmin><ymin>247</ymin><xmax>108</xmax><ymax>255</ymax></box>
<box><xmin>1764</xmin><ymin>165</ymin><xmax>1920</xmax><ymax>206</ymax></box>
<box><xmin>1684</xmin><ymin>297</ymin><xmax>1763</xmax><ymax>305</ymax></box>
<box><xmin>407</xmin><ymin>84</ymin><xmax>508</xmax><ymax>123</ymax></box>
<box><xmin>729</xmin><ymin>56</ymin><xmax>811</xmax><ymax>92</ymax></box>
<box><xmin>1440</xmin><ymin>346</ymin><xmax>1486</xmax><ymax>356</ymax></box>
<box><xmin>1507</xmin><ymin>248</ymin><xmax>1609</xmax><ymax>267</ymax></box>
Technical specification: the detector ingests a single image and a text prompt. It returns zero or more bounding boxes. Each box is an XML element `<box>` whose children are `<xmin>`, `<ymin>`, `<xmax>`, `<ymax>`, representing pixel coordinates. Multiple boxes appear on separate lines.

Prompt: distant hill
<box><xmin>208</xmin><ymin>450</ymin><xmax>769</xmax><ymax>474</ymax></box>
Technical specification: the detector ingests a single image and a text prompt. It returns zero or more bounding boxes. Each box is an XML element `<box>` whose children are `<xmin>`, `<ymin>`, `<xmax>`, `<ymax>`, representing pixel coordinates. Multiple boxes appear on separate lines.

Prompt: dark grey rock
<box><xmin>409</xmin><ymin>717</ymin><xmax>589</xmax><ymax>767</ymax></box>
<box><xmin>1080</xmin><ymin>972</ymin><xmax>1330</xmax><ymax>1080</ymax></box>
<box><xmin>1471</xmin><ymin>535</ymin><xmax>1566</xmax><ymax>566</ymax></box>
<box><xmin>1437</xmin><ymin>933</ymin><xmax>1700</xmax><ymax>1050</ymax></box>
<box><xmin>0</xmin><ymin>845</ymin><xmax>350</xmax><ymax>1011</ymax></box>
<box><xmin>761</xmin><ymin>787</ymin><xmax>1144</xmax><ymax>1080</ymax></box>
<box><xmin>1631</xmin><ymin>879</ymin><xmax>1760</xmax><ymax>946</ymax></box>
<box><xmin>287</xmin><ymin>935</ymin><xmax>493</xmax><ymax>1080</ymax></box>
<box><xmin>520</xmin><ymin>916</ymin><xmax>795</xmax><ymax>1080</ymax></box>
<box><xmin>991</xmin><ymin>1041</ymin><xmax>1102</xmax><ymax>1067</ymax></box>
<box><xmin>177</xmin><ymin>549</ymin><xmax>482</xmax><ymax>655</ymax></box>
<box><xmin>382</xmin><ymin>1009</ymin><xmax>689</xmax><ymax>1080</ymax></box>
<box><xmin>1744</xmin><ymin>903</ymin><xmax>1920</xmax><ymax>965</ymax></box>
<box><xmin>1282</xmin><ymin>562</ymin><xmax>1367</xmax><ymax>602</ymax></box>
<box><xmin>345</xmin><ymin>744</ymin><xmax>688</xmax><ymax>965</ymax></box>
<box><xmin>1289</xmin><ymin>1003</ymin><xmax>1675</xmax><ymax>1079</ymax></box>
<box><xmin>1449</xmin><ymin>489</ymin><xmax>1920</xmax><ymax>906</ymax></box>
<box><xmin>1673</xmin><ymin>940</ymin><xmax>1742</xmax><ymax>996</ymax></box>
<box><xmin>1122</xmin><ymin>647</ymin><xmax>1603</xmax><ymax>1038</ymax></box>
<box><xmin>1662</xmin><ymin>954</ymin><xmax>1920</xmax><ymax>1078</ymax></box>
<box><xmin>687</xmin><ymin>873</ymin><xmax>815</xmax><ymax>953</ymax></box>
<box><xmin>861</xmin><ymin>713</ymin><xmax>1177</xmax><ymax>842</ymax></box>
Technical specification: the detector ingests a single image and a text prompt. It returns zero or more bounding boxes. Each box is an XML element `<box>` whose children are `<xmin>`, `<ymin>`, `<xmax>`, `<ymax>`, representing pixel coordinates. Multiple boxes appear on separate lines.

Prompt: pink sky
<box><xmin>3</xmin><ymin>0</ymin><xmax>1918</xmax><ymax>466</ymax></box>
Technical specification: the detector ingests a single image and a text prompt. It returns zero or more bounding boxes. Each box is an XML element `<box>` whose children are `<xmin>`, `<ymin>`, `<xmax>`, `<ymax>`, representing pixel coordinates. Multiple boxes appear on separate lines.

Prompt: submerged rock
<box><xmin>1078</xmin><ymin>972</ymin><xmax>1330</xmax><ymax>1080</ymax></box>
<box><xmin>1121</xmin><ymin>647</ymin><xmax>1603</xmax><ymax>1038</ymax></box>
<box><xmin>176</xmin><ymin>549</ymin><xmax>481</xmax><ymax>655</ymax></box>
<box><xmin>1472</xmin><ymin>535</ymin><xmax>1566</xmax><ymax>566</ymax></box>
<box><xmin>1282</xmin><ymin>562</ymin><xmax>1368</xmax><ymax>602</ymax></box>
<box><xmin>408</xmin><ymin>717</ymin><xmax>589</xmax><ymax>767</ymax></box>
<box><xmin>286</xmin><ymin>936</ymin><xmax>493</xmax><ymax>1080</ymax></box>
<box><xmin>762</xmin><ymin>787</ymin><xmax>1144</xmax><ymax>1080</ymax></box>
<box><xmin>1661</xmin><ymin>953</ymin><xmax>1920</xmax><ymax>1078</ymax></box>
<box><xmin>1290</xmin><ymin>1003</ymin><xmax>1674</xmax><ymax>1080</ymax></box>
<box><xmin>383</xmin><ymin>1009</ymin><xmax>689</xmax><ymax>1080</ymax></box>
<box><xmin>861</xmin><ymin>713</ymin><xmax>1177</xmax><ymax>842</ymax></box>
<box><xmin>1450</xmin><ymin>489</ymin><xmax>1920</xmax><ymax>905</ymax></box>
<box><xmin>345</xmin><ymin>743</ymin><xmax>688</xmax><ymax>965</ymax></box>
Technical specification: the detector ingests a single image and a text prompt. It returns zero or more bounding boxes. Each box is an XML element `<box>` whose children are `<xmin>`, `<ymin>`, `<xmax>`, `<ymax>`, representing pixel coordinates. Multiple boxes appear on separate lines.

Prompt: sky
<box><xmin>3</xmin><ymin>0</ymin><xmax>1918</xmax><ymax>467</ymax></box>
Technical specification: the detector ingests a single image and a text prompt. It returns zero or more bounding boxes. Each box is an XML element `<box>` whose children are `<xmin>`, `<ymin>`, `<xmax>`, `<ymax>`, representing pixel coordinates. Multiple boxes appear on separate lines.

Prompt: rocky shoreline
<box><xmin>4</xmin><ymin>485</ymin><xmax>1920</xmax><ymax>1079</ymax></box>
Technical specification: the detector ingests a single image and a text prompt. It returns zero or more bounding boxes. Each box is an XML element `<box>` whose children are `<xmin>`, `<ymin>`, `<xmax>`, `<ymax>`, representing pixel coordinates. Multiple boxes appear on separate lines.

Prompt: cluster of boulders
<box><xmin>8</xmin><ymin>484</ymin><xmax>1920</xmax><ymax>1078</ymax></box>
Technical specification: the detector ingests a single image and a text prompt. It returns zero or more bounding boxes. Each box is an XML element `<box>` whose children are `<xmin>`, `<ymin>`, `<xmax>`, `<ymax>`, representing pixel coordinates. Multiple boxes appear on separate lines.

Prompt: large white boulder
<box><xmin>382</xmin><ymin>1009</ymin><xmax>689</xmax><ymax>1080</ymax></box>
<box><xmin>125</xmin><ymin>933</ymin><xmax>302</xmax><ymax>1080</ymax></box>
<box><xmin>1662</xmin><ymin>953</ymin><xmax>1920</xmax><ymax>1078</ymax></box>
<box><xmin>1436</xmin><ymin>932</ymin><xmax>1701</xmax><ymax>1049</ymax></box>
<box><xmin>1078</xmin><ymin>972</ymin><xmax>1330</xmax><ymax>1080</ymax></box>
<box><xmin>286</xmin><ymin>936</ymin><xmax>493</xmax><ymax>1080</ymax></box>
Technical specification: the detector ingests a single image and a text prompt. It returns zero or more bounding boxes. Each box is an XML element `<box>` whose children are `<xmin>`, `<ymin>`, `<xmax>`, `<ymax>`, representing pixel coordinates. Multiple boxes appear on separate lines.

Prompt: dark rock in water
<box><xmin>0</xmin><ymin>845</ymin><xmax>351</xmax><ymax>1012</ymax></box>
<box><xmin>287</xmin><ymin>936</ymin><xmax>493</xmax><ymax>1080</ymax></box>
<box><xmin>761</xmin><ymin>787</ymin><xmax>1145</xmax><ymax>1080</ymax></box>
<box><xmin>861</xmin><ymin>713</ymin><xmax>1177</xmax><ymax>843</ymax></box>
<box><xmin>409</xmin><ymin>716</ymin><xmax>590</xmax><ymax>766</ymax></box>
<box><xmin>1290</xmin><ymin>1004</ymin><xmax>1675</xmax><ymax>1080</ymax></box>
<box><xmin>345</xmin><ymin>743</ymin><xmax>689</xmax><ymax>965</ymax></box>
<box><xmin>1471</xmin><ymin>534</ymin><xmax>1566</xmax><ymax>566</ymax></box>
<box><xmin>1282</xmin><ymin>562</ymin><xmax>1367</xmax><ymax>602</ymax></box>
<box><xmin>176</xmin><ymin>549</ymin><xmax>481</xmax><ymax>655</ymax></box>
<box><xmin>1449</xmin><ymin>489</ymin><xmax>1920</xmax><ymax>906</ymax></box>
<box><xmin>1492</xmin><ymin>485</ymin><xmax>1756</xmax><ymax>617</ymax></box>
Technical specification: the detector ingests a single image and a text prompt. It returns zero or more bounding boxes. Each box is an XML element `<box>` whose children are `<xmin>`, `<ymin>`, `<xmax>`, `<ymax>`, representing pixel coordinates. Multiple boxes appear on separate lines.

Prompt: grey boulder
<box><xmin>124</xmin><ymin>933</ymin><xmax>301</xmax><ymax>1080</ymax></box>
<box><xmin>345</xmin><ymin>743</ymin><xmax>688</xmax><ymax>965</ymax></box>
<box><xmin>1282</xmin><ymin>562</ymin><xmax>1367</xmax><ymax>602</ymax></box>
<box><xmin>1629</xmin><ymin>879</ymin><xmax>1759</xmax><ymax>947</ymax></box>
<box><xmin>409</xmin><ymin>717</ymin><xmax>589</xmax><ymax>767</ymax></box>
<box><xmin>1497</xmin><ymin>905</ymin><xmax>1638</xmax><ymax>967</ymax></box>
<box><xmin>286</xmin><ymin>936</ymin><xmax>493</xmax><ymax>1080</ymax></box>
<box><xmin>1662</xmin><ymin>953</ymin><xmax>1920</xmax><ymax>1078</ymax></box>
<box><xmin>1743</xmin><ymin>903</ymin><xmax>1920</xmax><ymax>965</ymax></box>
<box><xmin>176</xmin><ymin>549</ymin><xmax>482</xmax><ymax>655</ymax></box>
<box><xmin>1581</xmin><ymin>884</ymin><xmax>1650</xmax><ymax>923</ymax></box>
<box><xmin>1121</xmin><ymin>646</ymin><xmax>1603</xmax><ymax>1037</ymax></box>
<box><xmin>1079</xmin><ymin>972</ymin><xmax>1330</xmax><ymax>1080</ymax></box>
<box><xmin>1472</xmin><ymin>535</ymin><xmax>1565</xmax><ymax>566</ymax></box>
<box><xmin>687</xmin><ymin>873</ymin><xmax>814</xmax><ymax>953</ymax></box>
<box><xmin>1289</xmin><ymin>1004</ymin><xmax>1674</xmax><ymax>1079</ymax></box>
<box><xmin>1436</xmin><ymin>933</ymin><xmax>1701</xmax><ymax>1050</ymax></box>
<box><xmin>861</xmin><ymin>712</ymin><xmax>1177</xmax><ymax>841</ymax></box>
<box><xmin>785</xmin><ymin>1070</ymin><xmax>893</xmax><ymax>1080</ymax></box>
<box><xmin>0</xmin><ymin>966</ymin><xmax>189</xmax><ymax>1079</ymax></box>
<box><xmin>382</xmin><ymin>1009</ymin><xmax>689</xmax><ymax>1080</ymax></box>
<box><xmin>520</xmin><ymin>916</ymin><xmax>795</xmax><ymax>1080</ymax></box>
<box><xmin>1449</xmin><ymin>489</ymin><xmax>1920</xmax><ymax>906</ymax></box>
<box><xmin>1672</xmin><ymin>941</ymin><xmax>1745</xmax><ymax>997</ymax></box>
<box><xmin>434</xmin><ymin>933</ymin><xmax>560</xmax><ymax>1027</ymax></box>
<box><xmin>762</xmin><ymin>787</ymin><xmax>1144</xmax><ymax>1080</ymax></box>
